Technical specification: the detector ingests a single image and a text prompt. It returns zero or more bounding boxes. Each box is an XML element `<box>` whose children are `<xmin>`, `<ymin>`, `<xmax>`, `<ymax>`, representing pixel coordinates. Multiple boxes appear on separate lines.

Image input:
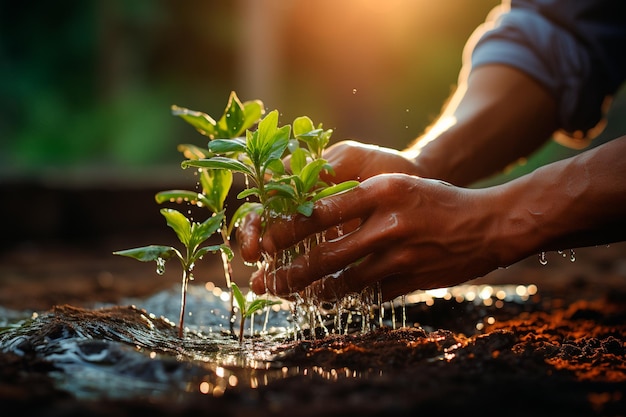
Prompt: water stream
<box><xmin>0</xmin><ymin>283</ymin><xmax>538</xmax><ymax>401</ymax></box>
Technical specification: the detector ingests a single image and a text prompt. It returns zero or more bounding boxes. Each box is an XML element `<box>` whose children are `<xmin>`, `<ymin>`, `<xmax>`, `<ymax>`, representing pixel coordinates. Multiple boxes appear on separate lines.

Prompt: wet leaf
<box><xmin>113</xmin><ymin>245</ymin><xmax>180</xmax><ymax>262</ymax></box>
<box><xmin>208</xmin><ymin>138</ymin><xmax>247</xmax><ymax>154</ymax></box>
<box><xmin>188</xmin><ymin>211</ymin><xmax>225</xmax><ymax>251</ymax></box>
<box><xmin>199</xmin><ymin>169</ymin><xmax>233</xmax><ymax>213</ymax></box>
<box><xmin>161</xmin><ymin>208</ymin><xmax>191</xmax><ymax>247</ymax></box>
<box><xmin>182</xmin><ymin>157</ymin><xmax>254</xmax><ymax>177</ymax></box>
<box><xmin>171</xmin><ymin>105</ymin><xmax>217</xmax><ymax>137</ymax></box>
<box><xmin>231</xmin><ymin>282</ymin><xmax>246</xmax><ymax>314</ymax></box>
<box><xmin>155</xmin><ymin>190</ymin><xmax>210</xmax><ymax>207</ymax></box>
<box><xmin>312</xmin><ymin>180</ymin><xmax>360</xmax><ymax>201</ymax></box>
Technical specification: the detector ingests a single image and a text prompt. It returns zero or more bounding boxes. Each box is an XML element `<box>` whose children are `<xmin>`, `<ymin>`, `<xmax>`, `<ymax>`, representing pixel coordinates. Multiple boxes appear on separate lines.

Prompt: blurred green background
<box><xmin>1</xmin><ymin>0</ymin><xmax>624</xmax><ymax>187</ymax></box>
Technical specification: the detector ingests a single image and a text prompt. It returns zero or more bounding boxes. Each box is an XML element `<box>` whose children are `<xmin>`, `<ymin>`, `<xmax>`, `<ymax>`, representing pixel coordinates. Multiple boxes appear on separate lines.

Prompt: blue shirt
<box><xmin>468</xmin><ymin>0</ymin><xmax>626</xmax><ymax>136</ymax></box>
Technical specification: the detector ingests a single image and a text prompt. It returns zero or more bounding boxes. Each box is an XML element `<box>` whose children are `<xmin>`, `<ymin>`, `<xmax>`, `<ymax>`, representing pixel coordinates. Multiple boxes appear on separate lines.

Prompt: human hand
<box><xmin>247</xmin><ymin>173</ymin><xmax>504</xmax><ymax>301</ymax></box>
<box><xmin>316</xmin><ymin>139</ymin><xmax>422</xmax><ymax>183</ymax></box>
<box><xmin>237</xmin><ymin>139</ymin><xmax>422</xmax><ymax>264</ymax></box>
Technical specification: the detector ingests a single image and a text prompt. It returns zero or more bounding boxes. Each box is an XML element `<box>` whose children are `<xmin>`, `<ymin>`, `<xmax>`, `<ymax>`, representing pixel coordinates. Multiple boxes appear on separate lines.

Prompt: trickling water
<box><xmin>0</xmin><ymin>282</ymin><xmax>539</xmax><ymax>402</ymax></box>
<box><xmin>539</xmin><ymin>251</ymin><xmax>548</xmax><ymax>265</ymax></box>
<box><xmin>156</xmin><ymin>257</ymin><xmax>166</xmax><ymax>275</ymax></box>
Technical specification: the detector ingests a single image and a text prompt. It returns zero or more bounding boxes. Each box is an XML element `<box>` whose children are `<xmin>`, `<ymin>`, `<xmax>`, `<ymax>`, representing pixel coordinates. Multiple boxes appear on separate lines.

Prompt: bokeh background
<box><xmin>1</xmin><ymin>0</ymin><xmax>626</xmax><ymax>310</ymax></box>
<box><xmin>1</xmin><ymin>0</ymin><xmax>625</xmax><ymax>264</ymax></box>
<box><xmin>2</xmin><ymin>0</ymin><xmax>625</xmax><ymax>184</ymax></box>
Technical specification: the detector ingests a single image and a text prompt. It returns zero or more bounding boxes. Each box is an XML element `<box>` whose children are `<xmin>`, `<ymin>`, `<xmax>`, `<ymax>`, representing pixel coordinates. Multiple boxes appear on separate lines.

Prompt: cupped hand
<box><xmin>318</xmin><ymin>140</ymin><xmax>422</xmax><ymax>183</ymax></box>
<box><xmin>249</xmin><ymin>173</ymin><xmax>505</xmax><ymax>301</ymax></box>
<box><xmin>237</xmin><ymin>140</ymin><xmax>422</xmax><ymax>264</ymax></box>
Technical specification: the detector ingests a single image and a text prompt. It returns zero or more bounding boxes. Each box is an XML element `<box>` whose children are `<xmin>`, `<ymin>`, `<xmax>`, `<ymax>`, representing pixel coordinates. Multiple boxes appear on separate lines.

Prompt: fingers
<box><xmin>236</xmin><ymin>212</ymin><xmax>263</xmax><ymax>263</ymax></box>
<box><xmin>262</xmin><ymin>184</ymin><xmax>373</xmax><ymax>253</ymax></box>
<box><xmin>312</xmin><ymin>247</ymin><xmax>410</xmax><ymax>301</ymax></box>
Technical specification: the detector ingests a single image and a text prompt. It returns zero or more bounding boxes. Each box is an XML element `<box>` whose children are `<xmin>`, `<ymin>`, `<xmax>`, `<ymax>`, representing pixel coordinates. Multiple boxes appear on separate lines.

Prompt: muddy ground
<box><xmin>1</xmin><ymin>183</ymin><xmax>626</xmax><ymax>416</ymax></box>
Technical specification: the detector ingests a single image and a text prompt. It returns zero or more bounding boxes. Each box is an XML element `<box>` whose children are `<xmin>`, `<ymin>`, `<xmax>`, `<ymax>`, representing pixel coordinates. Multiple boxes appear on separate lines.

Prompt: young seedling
<box><xmin>182</xmin><ymin>111</ymin><xmax>358</xmax><ymax>222</ymax></box>
<box><xmin>113</xmin><ymin>208</ymin><xmax>231</xmax><ymax>338</ymax></box>
<box><xmin>159</xmin><ymin>91</ymin><xmax>264</xmax><ymax>335</ymax></box>
<box><xmin>181</xmin><ymin>109</ymin><xmax>359</xmax><ymax>298</ymax></box>
<box><xmin>230</xmin><ymin>282</ymin><xmax>281</xmax><ymax>344</ymax></box>
<box><xmin>116</xmin><ymin>91</ymin><xmax>360</xmax><ymax>344</ymax></box>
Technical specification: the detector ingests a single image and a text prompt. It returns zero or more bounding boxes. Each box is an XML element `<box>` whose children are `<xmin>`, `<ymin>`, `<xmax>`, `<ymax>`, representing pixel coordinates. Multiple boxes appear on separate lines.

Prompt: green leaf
<box><xmin>161</xmin><ymin>208</ymin><xmax>192</xmax><ymax>247</ymax></box>
<box><xmin>216</xmin><ymin>91</ymin><xmax>246</xmax><ymax>138</ymax></box>
<box><xmin>231</xmin><ymin>283</ymin><xmax>247</xmax><ymax>314</ymax></box>
<box><xmin>219</xmin><ymin>244</ymin><xmax>234</xmax><ymax>261</ymax></box>
<box><xmin>188</xmin><ymin>211</ymin><xmax>225</xmax><ymax>251</ymax></box>
<box><xmin>265</xmin><ymin>125</ymin><xmax>291</xmax><ymax>163</ymax></box>
<box><xmin>312</xmin><ymin>180</ymin><xmax>360</xmax><ymax>201</ymax></box>
<box><xmin>246</xmin><ymin>298</ymin><xmax>282</xmax><ymax>317</ymax></box>
<box><xmin>297</xmin><ymin>201</ymin><xmax>314</xmax><ymax>217</ymax></box>
<box><xmin>155</xmin><ymin>190</ymin><xmax>211</xmax><ymax>207</ymax></box>
<box><xmin>182</xmin><ymin>157</ymin><xmax>254</xmax><ymax>177</ymax></box>
<box><xmin>266</xmin><ymin>182</ymin><xmax>298</xmax><ymax>200</ymax></box>
<box><xmin>193</xmin><ymin>243</ymin><xmax>229</xmax><ymax>263</ymax></box>
<box><xmin>242</xmin><ymin>99</ymin><xmax>264</xmax><ymax>133</ymax></box>
<box><xmin>199</xmin><ymin>169</ymin><xmax>233</xmax><ymax>213</ymax></box>
<box><xmin>292</xmin><ymin>116</ymin><xmax>315</xmax><ymax>137</ymax></box>
<box><xmin>177</xmin><ymin>143</ymin><xmax>211</xmax><ymax>160</ymax></box>
<box><xmin>254</xmin><ymin>110</ymin><xmax>279</xmax><ymax>153</ymax></box>
<box><xmin>289</xmin><ymin>147</ymin><xmax>307</xmax><ymax>175</ymax></box>
<box><xmin>113</xmin><ymin>245</ymin><xmax>179</xmax><ymax>262</ymax></box>
<box><xmin>208</xmin><ymin>138</ymin><xmax>247</xmax><ymax>154</ymax></box>
<box><xmin>299</xmin><ymin>159</ymin><xmax>328</xmax><ymax>193</ymax></box>
<box><xmin>171</xmin><ymin>105</ymin><xmax>217</xmax><ymax>137</ymax></box>
<box><xmin>266</xmin><ymin>158</ymin><xmax>286</xmax><ymax>176</ymax></box>
<box><xmin>237</xmin><ymin>187</ymin><xmax>260</xmax><ymax>200</ymax></box>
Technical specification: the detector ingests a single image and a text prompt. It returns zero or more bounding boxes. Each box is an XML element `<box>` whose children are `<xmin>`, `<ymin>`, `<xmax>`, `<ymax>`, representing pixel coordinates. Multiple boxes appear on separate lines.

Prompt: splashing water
<box><xmin>0</xmin><ymin>282</ymin><xmax>539</xmax><ymax>402</ymax></box>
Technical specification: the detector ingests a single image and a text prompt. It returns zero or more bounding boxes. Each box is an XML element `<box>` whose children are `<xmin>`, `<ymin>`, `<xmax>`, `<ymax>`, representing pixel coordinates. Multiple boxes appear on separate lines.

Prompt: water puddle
<box><xmin>0</xmin><ymin>283</ymin><xmax>538</xmax><ymax>401</ymax></box>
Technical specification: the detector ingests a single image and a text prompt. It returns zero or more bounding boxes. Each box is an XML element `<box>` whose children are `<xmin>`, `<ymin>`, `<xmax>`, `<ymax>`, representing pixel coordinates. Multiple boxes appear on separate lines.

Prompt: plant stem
<box><xmin>220</xmin><ymin>227</ymin><xmax>237</xmax><ymax>337</ymax></box>
<box><xmin>239</xmin><ymin>313</ymin><xmax>245</xmax><ymax>344</ymax></box>
<box><xmin>178</xmin><ymin>268</ymin><xmax>189</xmax><ymax>338</ymax></box>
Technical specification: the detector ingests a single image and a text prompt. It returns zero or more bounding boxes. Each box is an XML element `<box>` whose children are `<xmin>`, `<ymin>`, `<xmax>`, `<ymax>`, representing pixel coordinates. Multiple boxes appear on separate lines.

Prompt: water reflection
<box><xmin>0</xmin><ymin>283</ymin><xmax>539</xmax><ymax>400</ymax></box>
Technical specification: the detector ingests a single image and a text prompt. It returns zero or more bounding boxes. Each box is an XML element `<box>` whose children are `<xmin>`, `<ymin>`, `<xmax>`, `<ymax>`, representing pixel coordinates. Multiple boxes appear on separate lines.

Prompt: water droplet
<box><xmin>156</xmin><ymin>257</ymin><xmax>166</xmax><ymax>275</ymax></box>
<box><xmin>352</xmin><ymin>88</ymin><xmax>357</xmax><ymax>94</ymax></box>
<box><xmin>569</xmin><ymin>249</ymin><xmax>576</xmax><ymax>262</ymax></box>
<box><xmin>538</xmin><ymin>252</ymin><xmax>547</xmax><ymax>266</ymax></box>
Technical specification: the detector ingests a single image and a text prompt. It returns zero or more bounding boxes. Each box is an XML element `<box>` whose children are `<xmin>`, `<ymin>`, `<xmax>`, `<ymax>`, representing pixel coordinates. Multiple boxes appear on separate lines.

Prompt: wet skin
<box><xmin>238</xmin><ymin>64</ymin><xmax>626</xmax><ymax>302</ymax></box>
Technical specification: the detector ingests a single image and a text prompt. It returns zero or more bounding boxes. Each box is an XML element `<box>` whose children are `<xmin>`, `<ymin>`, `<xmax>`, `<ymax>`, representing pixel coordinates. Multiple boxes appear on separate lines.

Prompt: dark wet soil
<box><xmin>2</xmin><ymin>185</ymin><xmax>626</xmax><ymax>417</ymax></box>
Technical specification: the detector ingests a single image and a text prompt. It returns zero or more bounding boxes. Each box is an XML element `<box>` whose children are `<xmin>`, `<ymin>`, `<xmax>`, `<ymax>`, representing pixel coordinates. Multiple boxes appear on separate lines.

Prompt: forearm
<box><xmin>405</xmin><ymin>64</ymin><xmax>559</xmax><ymax>187</ymax></box>
<box><xmin>490</xmin><ymin>135</ymin><xmax>626</xmax><ymax>266</ymax></box>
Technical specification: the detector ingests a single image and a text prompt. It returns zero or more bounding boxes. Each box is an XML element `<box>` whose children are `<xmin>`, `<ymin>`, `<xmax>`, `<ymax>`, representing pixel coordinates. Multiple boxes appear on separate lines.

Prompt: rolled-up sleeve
<box><xmin>465</xmin><ymin>1</ymin><xmax>626</xmax><ymax>136</ymax></box>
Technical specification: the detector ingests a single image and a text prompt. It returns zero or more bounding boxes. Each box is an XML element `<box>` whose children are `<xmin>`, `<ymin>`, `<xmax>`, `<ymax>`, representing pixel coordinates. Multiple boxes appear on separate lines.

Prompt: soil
<box><xmin>1</xmin><ymin>184</ymin><xmax>626</xmax><ymax>416</ymax></box>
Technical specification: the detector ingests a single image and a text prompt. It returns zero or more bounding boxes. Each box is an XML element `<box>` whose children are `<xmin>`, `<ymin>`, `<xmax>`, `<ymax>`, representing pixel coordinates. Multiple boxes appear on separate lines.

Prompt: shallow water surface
<box><xmin>0</xmin><ymin>283</ymin><xmax>538</xmax><ymax>401</ymax></box>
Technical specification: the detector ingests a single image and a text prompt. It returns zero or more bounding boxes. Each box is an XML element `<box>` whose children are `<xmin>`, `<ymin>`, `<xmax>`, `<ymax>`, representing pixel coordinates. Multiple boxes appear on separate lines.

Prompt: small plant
<box><xmin>157</xmin><ymin>92</ymin><xmax>264</xmax><ymax>333</ymax></box>
<box><xmin>182</xmin><ymin>110</ymin><xmax>358</xmax><ymax>221</ymax></box>
<box><xmin>113</xmin><ymin>208</ymin><xmax>230</xmax><ymax>338</ymax></box>
<box><xmin>230</xmin><ymin>282</ymin><xmax>281</xmax><ymax>344</ymax></box>
<box><xmin>115</xmin><ymin>91</ymin><xmax>359</xmax><ymax>343</ymax></box>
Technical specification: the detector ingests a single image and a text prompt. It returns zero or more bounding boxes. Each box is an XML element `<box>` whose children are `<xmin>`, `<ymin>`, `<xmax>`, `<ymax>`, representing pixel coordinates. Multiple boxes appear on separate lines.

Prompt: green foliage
<box><xmin>182</xmin><ymin>103</ymin><xmax>359</xmax><ymax>224</ymax></box>
<box><xmin>231</xmin><ymin>283</ymin><xmax>281</xmax><ymax>343</ymax></box>
<box><xmin>114</xmin><ymin>90</ymin><xmax>359</xmax><ymax>343</ymax></box>
<box><xmin>113</xmin><ymin>209</ymin><xmax>229</xmax><ymax>338</ymax></box>
<box><xmin>171</xmin><ymin>91</ymin><xmax>264</xmax><ymax>140</ymax></box>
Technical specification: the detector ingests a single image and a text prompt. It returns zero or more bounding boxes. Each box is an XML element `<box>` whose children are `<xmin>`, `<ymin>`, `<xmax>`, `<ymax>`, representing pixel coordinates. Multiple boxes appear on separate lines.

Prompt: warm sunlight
<box><xmin>236</xmin><ymin>0</ymin><xmax>500</xmax><ymax>148</ymax></box>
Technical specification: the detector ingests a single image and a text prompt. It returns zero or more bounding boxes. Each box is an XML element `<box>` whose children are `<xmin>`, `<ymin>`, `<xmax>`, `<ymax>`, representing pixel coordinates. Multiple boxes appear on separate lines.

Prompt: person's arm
<box><xmin>249</xmin><ymin>135</ymin><xmax>626</xmax><ymax>300</ymax></box>
<box><xmin>491</xmin><ymin>134</ymin><xmax>626</xmax><ymax>263</ymax></box>
<box><xmin>405</xmin><ymin>64</ymin><xmax>559</xmax><ymax>187</ymax></box>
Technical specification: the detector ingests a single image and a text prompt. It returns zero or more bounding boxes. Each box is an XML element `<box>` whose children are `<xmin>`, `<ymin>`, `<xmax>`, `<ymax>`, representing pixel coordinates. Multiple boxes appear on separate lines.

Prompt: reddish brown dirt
<box><xmin>1</xmin><ymin>237</ymin><xmax>626</xmax><ymax>416</ymax></box>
